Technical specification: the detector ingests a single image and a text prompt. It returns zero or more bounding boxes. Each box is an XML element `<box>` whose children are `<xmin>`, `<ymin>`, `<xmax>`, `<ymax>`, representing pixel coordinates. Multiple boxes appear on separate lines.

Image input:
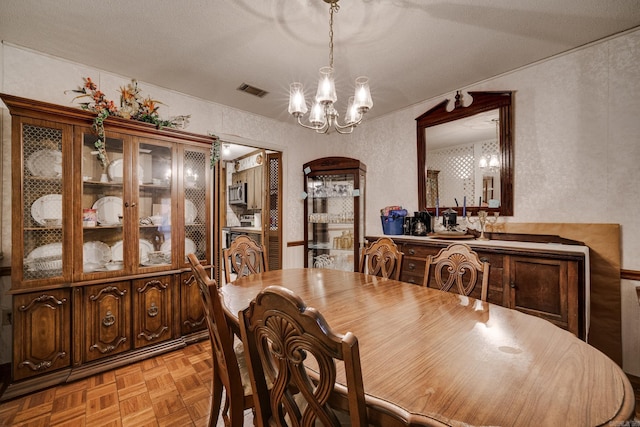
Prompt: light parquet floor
<box><xmin>0</xmin><ymin>341</ymin><xmax>254</xmax><ymax>427</ymax></box>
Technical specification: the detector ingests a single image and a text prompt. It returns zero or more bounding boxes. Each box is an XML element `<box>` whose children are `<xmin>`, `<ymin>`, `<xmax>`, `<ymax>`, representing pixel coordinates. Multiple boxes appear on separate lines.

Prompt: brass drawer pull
<box><xmin>408</xmin><ymin>248</ymin><xmax>415</xmax><ymax>256</ymax></box>
<box><xmin>408</xmin><ymin>262</ymin><xmax>416</xmax><ymax>271</ymax></box>
<box><xmin>102</xmin><ymin>310</ymin><xmax>115</xmax><ymax>327</ymax></box>
<box><xmin>148</xmin><ymin>302</ymin><xmax>159</xmax><ymax>317</ymax></box>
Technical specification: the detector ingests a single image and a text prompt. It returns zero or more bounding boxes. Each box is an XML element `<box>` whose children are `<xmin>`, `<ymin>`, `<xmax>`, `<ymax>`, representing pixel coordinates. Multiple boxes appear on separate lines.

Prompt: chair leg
<box><xmin>209</xmin><ymin>373</ymin><xmax>223</xmax><ymax>427</ymax></box>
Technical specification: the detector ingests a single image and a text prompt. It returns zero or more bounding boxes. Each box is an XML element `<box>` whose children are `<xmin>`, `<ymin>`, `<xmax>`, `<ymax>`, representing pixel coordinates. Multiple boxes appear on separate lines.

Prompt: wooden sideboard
<box><xmin>366</xmin><ymin>235</ymin><xmax>589</xmax><ymax>339</ymax></box>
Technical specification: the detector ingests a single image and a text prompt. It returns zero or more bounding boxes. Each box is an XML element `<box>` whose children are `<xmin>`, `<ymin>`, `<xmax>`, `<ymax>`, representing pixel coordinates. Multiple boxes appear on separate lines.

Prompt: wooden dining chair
<box><xmin>359</xmin><ymin>237</ymin><xmax>404</xmax><ymax>280</ymax></box>
<box><xmin>423</xmin><ymin>243</ymin><xmax>490</xmax><ymax>301</ymax></box>
<box><xmin>187</xmin><ymin>253</ymin><xmax>254</xmax><ymax>427</ymax></box>
<box><xmin>223</xmin><ymin>235</ymin><xmax>268</xmax><ymax>284</ymax></box>
<box><xmin>239</xmin><ymin>285</ymin><xmax>369</xmax><ymax>427</ymax></box>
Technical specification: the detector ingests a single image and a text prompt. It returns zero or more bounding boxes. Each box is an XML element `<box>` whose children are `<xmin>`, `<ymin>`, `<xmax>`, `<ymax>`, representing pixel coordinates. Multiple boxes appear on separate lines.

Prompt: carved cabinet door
<box><xmin>84</xmin><ymin>282</ymin><xmax>131</xmax><ymax>362</ymax></box>
<box><xmin>12</xmin><ymin>290</ymin><xmax>71</xmax><ymax>381</ymax></box>
<box><xmin>133</xmin><ymin>276</ymin><xmax>172</xmax><ymax>348</ymax></box>
<box><xmin>180</xmin><ymin>271</ymin><xmax>205</xmax><ymax>335</ymax></box>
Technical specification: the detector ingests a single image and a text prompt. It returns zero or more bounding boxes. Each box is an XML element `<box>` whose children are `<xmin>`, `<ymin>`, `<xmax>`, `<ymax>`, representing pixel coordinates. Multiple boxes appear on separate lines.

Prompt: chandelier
<box><xmin>287</xmin><ymin>0</ymin><xmax>373</xmax><ymax>134</ymax></box>
<box><xmin>479</xmin><ymin>118</ymin><xmax>500</xmax><ymax>172</ymax></box>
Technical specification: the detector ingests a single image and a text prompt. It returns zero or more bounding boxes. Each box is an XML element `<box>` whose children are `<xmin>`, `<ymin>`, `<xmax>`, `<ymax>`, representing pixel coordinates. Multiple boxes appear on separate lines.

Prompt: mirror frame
<box><xmin>417</xmin><ymin>90</ymin><xmax>513</xmax><ymax>216</ymax></box>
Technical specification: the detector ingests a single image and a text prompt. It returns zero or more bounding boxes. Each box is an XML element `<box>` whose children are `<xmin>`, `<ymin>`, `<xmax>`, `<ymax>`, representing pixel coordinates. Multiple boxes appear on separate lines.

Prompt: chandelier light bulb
<box><xmin>315</xmin><ymin>66</ymin><xmax>337</xmax><ymax>105</ymax></box>
<box><xmin>345</xmin><ymin>96</ymin><xmax>361</xmax><ymax>125</ymax></box>
<box><xmin>309</xmin><ymin>102</ymin><xmax>325</xmax><ymax>127</ymax></box>
<box><xmin>353</xmin><ymin>76</ymin><xmax>373</xmax><ymax>112</ymax></box>
<box><xmin>288</xmin><ymin>82</ymin><xmax>308</xmax><ymax>116</ymax></box>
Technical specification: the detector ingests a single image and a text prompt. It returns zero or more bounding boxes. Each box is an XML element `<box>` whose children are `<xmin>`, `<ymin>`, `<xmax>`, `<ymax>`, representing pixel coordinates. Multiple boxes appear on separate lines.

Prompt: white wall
<box><xmin>347</xmin><ymin>28</ymin><xmax>640</xmax><ymax>375</ymax></box>
<box><xmin>1</xmin><ymin>27</ymin><xmax>639</xmax><ymax>375</ymax></box>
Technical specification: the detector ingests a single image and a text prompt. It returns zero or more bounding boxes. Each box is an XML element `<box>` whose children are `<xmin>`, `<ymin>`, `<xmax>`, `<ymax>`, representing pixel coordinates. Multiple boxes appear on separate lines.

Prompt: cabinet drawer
<box><xmin>400</xmin><ymin>257</ymin><xmax>426</xmax><ymax>285</ymax></box>
<box><xmin>400</xmin><ymin>243</ymin><xmax>440</xmax><ymax>258</ymax></box>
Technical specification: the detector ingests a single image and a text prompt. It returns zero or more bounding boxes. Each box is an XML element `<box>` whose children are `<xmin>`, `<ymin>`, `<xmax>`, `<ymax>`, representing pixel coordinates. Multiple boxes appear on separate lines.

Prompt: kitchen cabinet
<box><xmin>247</xmin><ymin>165</ymin><xmax>263</xmax><ymax>210</ymax></box>
<box><xmin>304</xmin><ymin>157</ymin><xmax>366</xmax><ymax>272</ymax></box>
<box><xmin>1</xmin><ymin>93</ymin><xmax>215</xmax><ymax>400</ymax></box>
<box><xmin>232</xmin><ymin>165</ymin><xmax>263</xmax><ymax>209</ymax></box>
<box><xmin>370</xmin><ymin>235</ymin><xmax>587</xmax><ymax>338</ymax></box>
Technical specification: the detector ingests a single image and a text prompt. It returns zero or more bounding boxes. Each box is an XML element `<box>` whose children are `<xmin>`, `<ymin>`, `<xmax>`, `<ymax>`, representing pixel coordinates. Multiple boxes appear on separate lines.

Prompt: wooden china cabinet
<box><xmin>1</xmin><ymin>93</ymin><xmax>218</xmax><ymax>400</ymax></box>
<box><xmin>303</xmin><ymin>157</ymin><xmax>366</xmax><ymax>272</ymax></box>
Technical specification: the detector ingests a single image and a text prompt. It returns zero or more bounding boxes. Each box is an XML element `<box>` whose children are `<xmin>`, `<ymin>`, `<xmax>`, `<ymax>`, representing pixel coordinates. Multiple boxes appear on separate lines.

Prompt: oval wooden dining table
<box><xmin>220</xmin><ymin>268</ymin><xmax>635</xmax><ymax>426</ymax></box>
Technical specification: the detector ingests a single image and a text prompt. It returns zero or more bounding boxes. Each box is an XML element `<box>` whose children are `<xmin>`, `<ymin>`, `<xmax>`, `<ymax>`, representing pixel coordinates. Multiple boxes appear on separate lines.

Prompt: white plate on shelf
<box><xmin>92</xmin><ymin>196</ymin><xmax>123</xmax><ymax>225</ymax></box>
<box><xmin>111</xmin><ymin>239</ymin><xmax>154</xmax><ymax>263</ymax></box>
<box><xmin>83</xmin><ymin>241</ymin><xmax>112</xmax><ymax>266</ymax></box>
<box><xmin>160</xmin><ymin>238</ymin><xmax>196</xmax><ymax>257</ymax></box>
<box><xmin>107</xmin><ymin>159</ymin><xmax>144</xmax><ymax>183</ymax></box>
<box><xmin>25</xmin><ymin>242</ymin><xmax>63</xmax><ymax>271</ymax></box>
<box><xmin>31</xmin><ymin>194</ymin><xmax>63</xmax><ymax>225</ymax></box>
<box><xmin>27</xmin><ymin>149</ymin><xmax>62</xmax><ymax>178</ymax></box>
<box><xmin>185</xmin><ymin>200</ymin><xmax>197</xmax><ymax>223</ymax></box>
<box><xmin>27</xmin><ymin>242</ymin><xmax>63</xmax><ymax>260</ymax></box>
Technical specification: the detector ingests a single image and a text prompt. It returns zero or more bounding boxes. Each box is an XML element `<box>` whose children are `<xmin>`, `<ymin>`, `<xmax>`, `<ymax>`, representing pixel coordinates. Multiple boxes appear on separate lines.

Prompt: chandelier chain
<box><xmin>328</xmin><ymin>1</ymin><xmax>339</xmax><ymax>69</ymax></box>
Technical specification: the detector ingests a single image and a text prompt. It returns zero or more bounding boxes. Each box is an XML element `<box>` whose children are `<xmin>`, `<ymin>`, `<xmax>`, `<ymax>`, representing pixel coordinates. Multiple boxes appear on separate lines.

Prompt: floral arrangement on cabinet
<box><xmin>68</xmin><ymin>77</ymin><xmax>191</xmax><ymax>170</ymax></box>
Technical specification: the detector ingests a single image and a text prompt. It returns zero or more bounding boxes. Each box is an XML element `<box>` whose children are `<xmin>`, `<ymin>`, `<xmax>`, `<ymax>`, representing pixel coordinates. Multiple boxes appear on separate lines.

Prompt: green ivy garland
<box><xmin>210</xmin><ymin>134</ymin><xmax>221</xmax><ymax>168</ymax></box>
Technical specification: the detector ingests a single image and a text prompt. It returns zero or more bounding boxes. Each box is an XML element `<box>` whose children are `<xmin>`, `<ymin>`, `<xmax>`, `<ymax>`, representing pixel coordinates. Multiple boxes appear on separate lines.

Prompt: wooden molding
<box><xmin>621</xmin><ymin>269</ymin><xmax>640</xmax><ymax>281</ymax></box>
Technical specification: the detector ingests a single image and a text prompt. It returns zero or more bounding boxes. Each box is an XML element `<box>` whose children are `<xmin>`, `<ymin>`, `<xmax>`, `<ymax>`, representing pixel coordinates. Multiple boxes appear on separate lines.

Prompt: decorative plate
<box><xmin>160</xmin><ymin>238</ymin><xmax>196</xmax><ymax>256</ymax></box>
<box><xmin>83</xmin><ymin>241</ymin><xmax>112</xmax><ymax>266</ymax></box>
<box><xmin>107</xmin><ymin>158</ymin><xmax>144</xmax><ymax>183</ymax></box>
<box><xmin>111</xmin><ymin>239</ymin><xmax>154</xmax><ymax>263</ymax></box>
<box><xmin>185</xmin><ymin>199</ymin><xmax>197</xmax><ymax>224</ymax></box>
<box><xmin>110</xmin><ymin>240</ymin><xmax>124</xmax><ymax>262</ymax></box>
<box><xmin>31</xmin><ymin>194</ymin><xmax>63</xmax><ymax>225</ymax></box>
<box><xmin>27</xmin><ymin>242</ymin><xmax>63</xmax><ymax>260</ymax></box>
<box><xmin>25</xmin><ymin>242</ymin><xmax>63</xmax><ymax>271</ymax></box>
<box><xmin>92</xmin><ymin>196</ymin><xmax>123</xmax><ymax>225</ymax></box>
<box><xmin>27</xmin><ymin>149</ymin><xmax>62</xmax><ymax>178</ymax></box>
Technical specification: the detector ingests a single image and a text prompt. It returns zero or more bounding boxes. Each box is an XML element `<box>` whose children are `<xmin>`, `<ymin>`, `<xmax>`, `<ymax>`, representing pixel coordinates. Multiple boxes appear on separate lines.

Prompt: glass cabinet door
<box><xmin>306</xmin><ymin>173</ymin><xmax>357</xmax><ymax>271</ymax></box>
<box><xmin>181</xmin><ymin>146</ymin><xmax>209</xmax><ymax>265</ymax></box>
<box><xmin>79</xmin><ymin>131</ymin><xmax>127</xmax><ymax>275</ymax></box>
<box><xmin>19</xmin><ymin>119</ymin><xmax>70</xmax><ymax>286</ymax></box>
<box><xmin>78</xmin><ymin>132</ymin><xmax>176</xmax><ymax>275</ymax></box>
<box><xmin>136</xmin><ymin>140</ymin><xmax>174</xmax><ymax>269</ymax></box>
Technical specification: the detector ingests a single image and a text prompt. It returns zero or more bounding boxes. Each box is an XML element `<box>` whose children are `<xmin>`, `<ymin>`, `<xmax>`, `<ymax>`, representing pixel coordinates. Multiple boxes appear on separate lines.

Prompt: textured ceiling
<box><xmin>1</xmin><ymin>0</ymin><xmax>639</xmax><ymax>126</ymax></box>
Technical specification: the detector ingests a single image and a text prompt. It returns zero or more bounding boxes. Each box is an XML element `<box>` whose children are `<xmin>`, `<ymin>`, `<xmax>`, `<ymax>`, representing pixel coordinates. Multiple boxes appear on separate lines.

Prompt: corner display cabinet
<box><xmin>1</xmin><ymin>93</ymin><xmax>218</xmax><ymax>400</ymax></box>
<box><xmin>303</xmin><ymin>157</ymin><xmax>366</xmax><ymax>272</ymax></box>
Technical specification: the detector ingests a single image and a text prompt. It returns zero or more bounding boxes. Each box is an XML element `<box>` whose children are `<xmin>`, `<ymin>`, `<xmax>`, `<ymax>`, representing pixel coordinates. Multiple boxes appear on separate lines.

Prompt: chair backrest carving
<box><xmin>187</xmin><ymin>253</ymin><xmax>251</xmax><ymax>426</ymax></box>
<box><xmin>359</xmin><ymin>237</ymin><xmax>404</xmax><ymax>280</ymax></box>
<box><xmin>423</xmin><ymin>243</ymin><xmax>489</xmax><ymax>301</ymax></box>
<box><xmin>223</xmin><ymin>235</ymin><xmax>268</xmax><ymax>284</ymax></box>
<box><xmin>240</xmin><ymin>285</ymin><xmax>368</xmax><ymax>427</ymax></box>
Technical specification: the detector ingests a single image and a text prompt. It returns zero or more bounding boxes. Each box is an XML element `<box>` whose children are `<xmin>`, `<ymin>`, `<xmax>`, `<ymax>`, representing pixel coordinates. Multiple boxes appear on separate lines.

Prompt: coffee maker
<box><xmin>403</xmin><ymin>211</ymin><xmax>432</xmax><ymax>236</ymax></box>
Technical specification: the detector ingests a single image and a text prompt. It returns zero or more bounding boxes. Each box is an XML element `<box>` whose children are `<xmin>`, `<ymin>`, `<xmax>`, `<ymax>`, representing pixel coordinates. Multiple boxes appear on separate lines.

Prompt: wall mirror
<box><xmin>417</xmin><ymin>91</ymin><xmax>513</xmax><ymax>216</ymax></box>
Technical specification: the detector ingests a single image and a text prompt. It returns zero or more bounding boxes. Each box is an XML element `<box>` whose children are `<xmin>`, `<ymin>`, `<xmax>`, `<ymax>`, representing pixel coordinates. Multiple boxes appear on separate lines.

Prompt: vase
<box><xmin>100</xmin><ymin>173</ymin><xmax>109</xmax><ymax>183</ymax></box>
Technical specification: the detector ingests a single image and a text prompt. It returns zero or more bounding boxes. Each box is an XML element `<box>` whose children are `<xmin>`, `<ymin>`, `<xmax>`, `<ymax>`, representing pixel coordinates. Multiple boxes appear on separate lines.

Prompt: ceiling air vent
<box><xmin>237</xmin><ymin>83</ymin><xmax>269</xmax><ymax>98</ymax></box>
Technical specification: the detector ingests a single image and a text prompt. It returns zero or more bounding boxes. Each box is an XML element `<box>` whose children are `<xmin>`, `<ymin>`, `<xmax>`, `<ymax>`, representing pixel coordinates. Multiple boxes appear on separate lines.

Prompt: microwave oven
<box><xmin>228</xmin><ymin>182</ymin><xmax>247</xmax><ymax>205</ymax></box>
